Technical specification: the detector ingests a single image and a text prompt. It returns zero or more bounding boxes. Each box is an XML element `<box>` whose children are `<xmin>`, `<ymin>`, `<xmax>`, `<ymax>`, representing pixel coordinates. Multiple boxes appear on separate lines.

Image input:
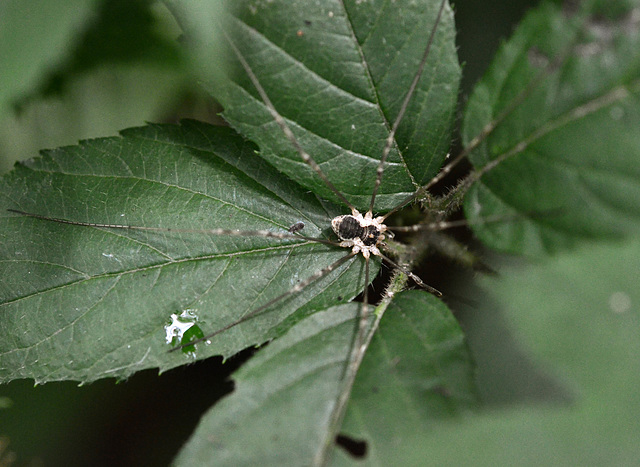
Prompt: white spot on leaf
<box><xmin>164</xmin><ymin>309</ymin><xmax>199</xmax><ymax>344</ymax></box>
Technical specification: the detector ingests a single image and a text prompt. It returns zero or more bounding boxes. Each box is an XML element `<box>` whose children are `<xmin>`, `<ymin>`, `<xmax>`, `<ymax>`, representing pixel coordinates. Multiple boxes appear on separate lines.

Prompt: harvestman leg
<box><xmin>170</xmin><ymin>252</ymin><xmax>358</xmax><ymax>351</ymax></box>
<box><xmin>7</xmin><ymin>1</ymin><xmax>578</xmax><ymax>359</ymax></box>
<box><xmin>381</xmin><ymin>26</ymin><xmax>577</xmax><ymax>222</ymax></box>
<box><xmin>7</xmin><ymin>205</ymin><xmax>361</xmax><ymax>351</ymax></box>
<box><xmin>216</xmin><ymin>1</ymin><xmax>453</xmax><ymax>358</ymax></box>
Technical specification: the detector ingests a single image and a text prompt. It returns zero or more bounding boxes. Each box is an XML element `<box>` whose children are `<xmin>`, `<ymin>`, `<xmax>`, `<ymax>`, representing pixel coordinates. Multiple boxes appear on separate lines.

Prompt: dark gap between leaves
<box><xmin>335</xmin><ymin>434</ymin><xmax>368</xmax><ymax>458</ymax></box>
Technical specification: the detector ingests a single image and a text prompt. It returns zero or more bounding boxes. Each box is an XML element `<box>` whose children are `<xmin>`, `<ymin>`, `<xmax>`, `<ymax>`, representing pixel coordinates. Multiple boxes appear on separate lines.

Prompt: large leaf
<box><xmin>177</xmin><ymin>0</ymin><xmax>461</xmax><ymax>211</ymax></box>
<box><xmin>463</xmin><ymin>1</ymin><xmax>640</xmax><ymax>255</ymax></box>
<box><xmin>0</xmin><ymin>0</ymin><xmax>458</xmax><ymax>385</ymax></box>
<box><xmin>0</xmin><ymin>122</ymin><xmax>372</xmax><ymax>384</ymax></box>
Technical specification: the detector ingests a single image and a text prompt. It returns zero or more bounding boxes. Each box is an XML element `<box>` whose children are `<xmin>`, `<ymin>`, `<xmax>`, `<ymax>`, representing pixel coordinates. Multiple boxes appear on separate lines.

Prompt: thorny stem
<box><xmin>317</xmin><ymin>259</ymin><xmax>411</xmax><ymax>466</ymax></box>
<box><xmin>318</xmin><ymin>210</ymin><xmax>441</xmax><ymax>465</ymax></box>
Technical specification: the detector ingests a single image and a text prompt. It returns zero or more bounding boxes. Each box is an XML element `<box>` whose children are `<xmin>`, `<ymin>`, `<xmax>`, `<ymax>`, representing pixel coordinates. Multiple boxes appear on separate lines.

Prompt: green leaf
<box><xmin>402</xmin><ymin>238</ymin><xmax>640</xmax><ymax>465</ymax></box>
<box><xmin>3</xmin><ymin>0</ymin><xmax>640</xmax><ymax>464</ymax></box>
<box><xmin>0</xmin><ymin>1</ymin><xmax>459</xmax><ymax>385</ymax></box>
<box><xmin>335</xmin><ymin>291</ymin><xmax>476</xmax><ymax>465</ymax></box>
<box><xmin>0</xmin><ymin>122</ymin><xmax>372</xmax><ymax>384</ymax></box>
<box><xmin>173</xmin><ymin>303</ymin><xmax>361</xmax><ymax>466</ymax></box>
<box><xmin>188</xmin><ymin>0</ymin><xmax>460</xmax><ymax>211</ymax></box>
<box><xmin>463</xmin><ymin>1</ymin><xmax>640</xmax><ymax>255</ymax></box>
<box><xmin>172</xmin><ymin>291</ymin><xmax>475</xmax><ymax>466</ymax></box>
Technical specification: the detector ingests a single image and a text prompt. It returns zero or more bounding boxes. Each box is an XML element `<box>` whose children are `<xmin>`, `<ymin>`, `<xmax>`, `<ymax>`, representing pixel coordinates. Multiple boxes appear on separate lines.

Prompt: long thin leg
<box><xmin>381</xmin><ymin>36</ymin><xmax>574</xmax><ymax>222</ymax></box>
<box><xmin>219</xmin><ymin>27</ymin><xmax>357</xmax><ymax>213</ymax></box>
<box><xmin>442</xmin><ymin>82</ymin><xmax>634</xmax><ymax>208</ymax></box>
<box><xmin>368</xmin><ymin>0</ymin><xmax>448</xmax><ymax>215</ymax></box>
<box><xmin>169</xmin><ymin>252</ymin><xmax>357</xmax><ymax>352</ymax></box>
<box><xmin>474</xmin><ymin>84</ymin><xmax>632</xmax><ymax>179</ymax></box>
<box><xmin>391</xmin><ymin>214</ymin><xmax>523</xmax><ymax>233</ymax></box>
<box><xmin>389</xmin><ymin>207</ymin><xmax>566</xmax><ymax>233</ymax></box>
<box><xmin>377</xmin><ymin>252</ymin><xmax>442</xmax><ymax>297</ymax></box>
<box><xmin>8</xmin><ymin>210</ymin><xmax>361</xmax><ymax>353</ymax></box>
<box><xmin>7</xmin><ymin>208</ymin><xmax>347</xmax><ymax>247</ymax></box>
<box><xmin>323</xmin><ymin>254</ymin><xmax>380</xmax><ymax>465</ymax></box>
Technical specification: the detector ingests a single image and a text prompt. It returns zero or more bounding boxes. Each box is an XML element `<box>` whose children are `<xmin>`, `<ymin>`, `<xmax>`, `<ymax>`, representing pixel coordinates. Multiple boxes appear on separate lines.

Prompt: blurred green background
<box><xmin>1</xmin><ymin>0</ymin><xmax>547</xmax><ymax>464</ymax></box>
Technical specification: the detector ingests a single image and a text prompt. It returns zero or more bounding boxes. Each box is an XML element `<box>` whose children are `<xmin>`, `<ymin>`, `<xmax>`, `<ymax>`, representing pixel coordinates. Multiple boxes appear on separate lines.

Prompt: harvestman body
<box><xmin>331</xmin><ymin>211</ymin><xmax>386</xmax><ymax>259</ymax></box>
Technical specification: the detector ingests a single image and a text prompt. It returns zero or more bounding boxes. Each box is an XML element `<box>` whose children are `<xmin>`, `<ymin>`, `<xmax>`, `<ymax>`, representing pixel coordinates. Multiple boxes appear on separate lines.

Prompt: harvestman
<box><xmin>7</xmin><ymin>0</ymin><xmax>566</xmax><ymax>358</ymax></box>
<box><xmin>8</xmin><ymin>0</ymin><xmax>445</xmax><ymax>354</ymax></box>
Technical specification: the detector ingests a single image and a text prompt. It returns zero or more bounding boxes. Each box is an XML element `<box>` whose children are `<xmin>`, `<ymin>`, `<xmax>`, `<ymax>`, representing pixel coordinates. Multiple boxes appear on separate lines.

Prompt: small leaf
<box><xmin>334</xmin><ymin>291</ymin><xmax>476</xmax><ymax>465</ymax></box>
<box><xmin>0</xmin><ymin>122</ymin><xmax>373</xmax><ymax>384</ymax></box>
<box><xmin>1</xmin><ymin>0</ymin><xmax>189</xmax><ymax>173</ymax></box>
<box><xmin>173</xmin><ymin>304</ymin><xmax>362</xmax><ymax>467</ymax></box>
<box><xmin>36</xmin><ymin>0</ymin><xmax>184</xmax><ymax>97</ymax></box>
<box><xmin>463</xmin><ymin>1</ymin><xmax>640</xmax><ymax>255</ymax></box>
<box><xmin>0</xmin><ymin>0</ymin><xmax>96</xmax><ymax>114</ymax></box>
